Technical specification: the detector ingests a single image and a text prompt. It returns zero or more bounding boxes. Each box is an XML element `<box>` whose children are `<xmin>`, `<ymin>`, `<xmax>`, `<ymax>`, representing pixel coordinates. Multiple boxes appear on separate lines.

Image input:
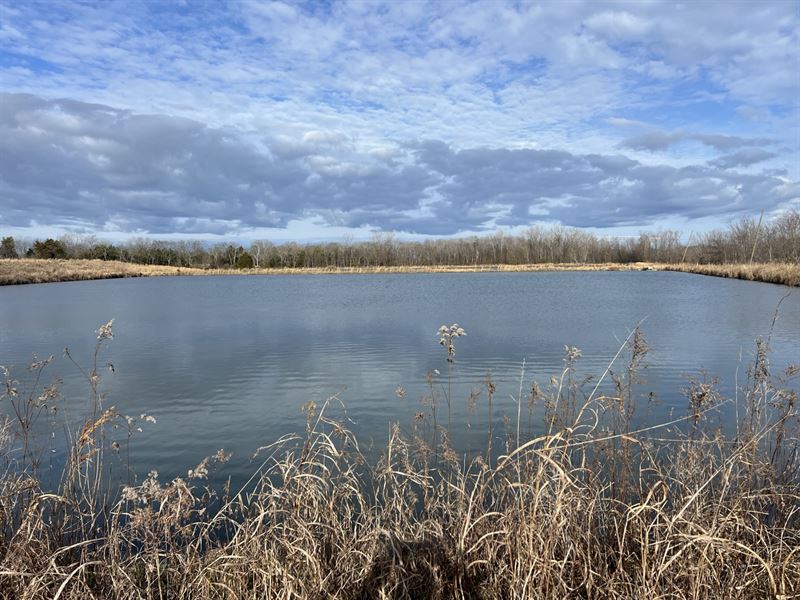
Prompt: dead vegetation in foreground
<box><xmin>2</xmin><ymin>257</ymin><xmax>799</xmax><ymax>286</ymax></box>
<box><xmin>0</xmin><ymin>321</ymin><xmax>798</xmax><ymax>600</ymax></box>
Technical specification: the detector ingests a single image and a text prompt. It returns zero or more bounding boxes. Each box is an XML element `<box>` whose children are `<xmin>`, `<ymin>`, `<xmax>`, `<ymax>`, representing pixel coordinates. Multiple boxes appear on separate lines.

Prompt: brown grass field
<box><xmin>0</xmin><ymin>258</ymin><xmax>800</xmax><ymax>286</ymax></box>
<box><xmin>1</xmin><ymin>258</ymin><xmax>798</xmax><ymax>286</ymax></box>
<box><xmin>662</xmin><ymin>262</ymin><xmax>800</xmax><ymax>286</ymax></box>
<box><xmin>0</xmin><ymin>258</ymin><xmax>200</xmax><ymax>285</ymax></box>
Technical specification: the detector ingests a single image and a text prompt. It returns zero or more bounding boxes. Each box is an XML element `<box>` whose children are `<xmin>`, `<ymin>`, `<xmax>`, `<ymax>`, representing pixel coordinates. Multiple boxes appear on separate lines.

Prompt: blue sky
<box><xmin>0</xmin><ymin>0</ymin><xmax>798</xmax><ymax>242</ymax></box>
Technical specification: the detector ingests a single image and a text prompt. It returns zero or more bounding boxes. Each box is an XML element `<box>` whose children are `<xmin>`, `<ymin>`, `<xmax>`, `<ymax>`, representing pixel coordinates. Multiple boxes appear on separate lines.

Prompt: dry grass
<box><xmin>0</xmin><ymin>259</ymin><xmax>203</xmax><ymax>285</ymax></box>
<box><xmin>238</xmin><ymin>262</ymin><xmax>659</xmax><ymax>275</ymax></box>
<box><xmin>663</xmin><ymin>262</ymin><xmax>800</xmax><ymax>286</ymax></box>
<box><xmin>0</xmin><ymin>258</ymin><xmax>659</xmax><ymax>286</ymax></box>
<box><xmin>3</xmin><ymin>258</ymin><xmax>799</xmax><ymax>287</ymax></box>
<box><xmin>0</xmin><ymin>322</ymin><xmax>798</xmax><ymax>599</ymax></box>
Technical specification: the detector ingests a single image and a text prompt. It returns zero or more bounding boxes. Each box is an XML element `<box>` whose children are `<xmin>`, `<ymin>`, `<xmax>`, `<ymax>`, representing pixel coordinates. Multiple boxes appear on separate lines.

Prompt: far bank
<box><xmin>0</xmin><ymin>258</ymin><xmax>798</xmax><ymax>286</ymax></box>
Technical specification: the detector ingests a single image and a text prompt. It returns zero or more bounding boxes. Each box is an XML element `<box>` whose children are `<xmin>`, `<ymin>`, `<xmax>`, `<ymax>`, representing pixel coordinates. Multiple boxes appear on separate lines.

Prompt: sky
<box><xmin>0</xmin><ymin>0</ymin><xmax>798</xmax><ymax>243</ymax></box>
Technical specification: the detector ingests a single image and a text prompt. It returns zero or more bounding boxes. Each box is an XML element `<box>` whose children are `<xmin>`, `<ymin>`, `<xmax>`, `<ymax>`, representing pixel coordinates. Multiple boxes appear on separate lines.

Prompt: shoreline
<box><xmin>1</xmin><ymin>258</ymin><xmax>798</xmax><ymax>286</ymax></box>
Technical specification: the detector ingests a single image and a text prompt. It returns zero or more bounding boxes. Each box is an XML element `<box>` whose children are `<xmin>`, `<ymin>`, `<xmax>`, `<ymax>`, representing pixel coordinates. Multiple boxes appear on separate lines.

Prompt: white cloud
<box><xmin>0</xmin><ymin>1</ymin><xmax>797</xmax><ymax>238</ymax></box>
<box><xmin>584</xmin><ymin>11</ymin><xmax>652</xmax><ymax>39</ymax></box>
<box><xmin>1</xmin><ymin>94</ymin><xmax>796</xmax><ymax>238</ymax></box>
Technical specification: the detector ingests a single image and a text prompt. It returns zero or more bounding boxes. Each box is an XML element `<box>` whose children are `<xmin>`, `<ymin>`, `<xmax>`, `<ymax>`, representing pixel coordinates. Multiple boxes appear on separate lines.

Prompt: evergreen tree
<box><xmin>235</xmin><ymin>251</ymin><xmax>254</xmax><ymax>269</ymax></box>
<box><xmin>32</xmin><ymin>238</ymin><xmax>67</xmax><ymax>259</ymax></box>
<box><xmin>0</xmin><ymin>236</ymin><xmax>18</xmax><ymax>258</ymax></box>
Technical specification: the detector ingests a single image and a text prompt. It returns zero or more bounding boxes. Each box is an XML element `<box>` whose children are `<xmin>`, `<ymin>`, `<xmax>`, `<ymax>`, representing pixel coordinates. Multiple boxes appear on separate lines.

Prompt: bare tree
<box><xmin>250</xmin><ymin>240</ymin><xmax>273</xmax><ymax>268</ymax></box>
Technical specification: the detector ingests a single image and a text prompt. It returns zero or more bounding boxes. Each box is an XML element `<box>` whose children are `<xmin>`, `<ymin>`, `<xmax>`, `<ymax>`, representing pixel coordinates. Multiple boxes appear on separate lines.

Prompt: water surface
<box><xmin>1</xmin><ymin>271</ymin><xmax>798</xmax><ymax>485</ymax></box>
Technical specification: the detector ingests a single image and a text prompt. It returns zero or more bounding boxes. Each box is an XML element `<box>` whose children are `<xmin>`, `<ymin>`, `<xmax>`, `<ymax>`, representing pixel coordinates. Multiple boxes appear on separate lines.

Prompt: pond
<box><xmin>1</xmin><ymin>271</ymin><xmax>798</xmax><ymax>486</ymax></box>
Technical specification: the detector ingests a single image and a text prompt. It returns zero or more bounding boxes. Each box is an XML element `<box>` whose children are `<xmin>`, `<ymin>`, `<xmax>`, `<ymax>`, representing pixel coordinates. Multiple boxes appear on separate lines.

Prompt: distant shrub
<box><xmin>235</xmin><ymin>251</ymin><xmax>254</xmax><ymax>269</ymax></box>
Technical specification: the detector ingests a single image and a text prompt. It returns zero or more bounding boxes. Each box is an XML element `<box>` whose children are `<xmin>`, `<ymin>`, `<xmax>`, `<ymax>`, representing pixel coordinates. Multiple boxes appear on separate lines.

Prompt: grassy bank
<box><xmin>2</xmin><ymin>258</ymin><xmax>799</xmax><ymax>286</ymax></box>
<box><xmin>664</xmin><ymin>262</ymin><xmax>800</xmax><ymax>286</ymax></box>
<box><xmin>0</xmin><ymin>258</ymin><xmax>657</xmax><ymax>286</ymax></box>
<box><xmin>0</xmin><ymin>258</ymin><xmax>201</xmax><ymax>285</ymax></box>
<box><xmin>0</xmin><ymin>323</ymin><xmax>798</xmax><ymax>599</ymax></box>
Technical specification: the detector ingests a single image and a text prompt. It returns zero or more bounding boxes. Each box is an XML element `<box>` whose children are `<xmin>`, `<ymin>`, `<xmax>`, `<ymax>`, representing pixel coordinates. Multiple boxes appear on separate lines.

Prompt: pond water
<box><xmin>1</xmin><ymin>271</ymin><xmax>798</xmax><ymax>486</ymax></box>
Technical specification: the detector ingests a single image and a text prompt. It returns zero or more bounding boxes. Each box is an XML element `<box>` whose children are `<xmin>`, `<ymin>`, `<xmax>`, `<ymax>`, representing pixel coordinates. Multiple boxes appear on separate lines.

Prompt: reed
<box><xmin>0</xmin><ymin>322</ymin><xmax>798</xmax><ymax>599</ymax></box>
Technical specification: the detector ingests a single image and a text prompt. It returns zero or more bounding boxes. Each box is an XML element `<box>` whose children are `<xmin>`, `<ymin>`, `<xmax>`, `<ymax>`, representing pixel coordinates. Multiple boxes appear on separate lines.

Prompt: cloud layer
<box><xmin>0</xmin><ymin>1</ymin><xmax>797</xmax><ymax>238</ymax></box>
<box><xmin>2</xmin><ymin>93</ymin><xmax>796</xmax><ymax>236</ymax></box>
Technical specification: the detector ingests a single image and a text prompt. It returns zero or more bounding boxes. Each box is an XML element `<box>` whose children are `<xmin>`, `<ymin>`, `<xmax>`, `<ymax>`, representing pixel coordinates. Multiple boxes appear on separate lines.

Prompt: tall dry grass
<box><xmin>663</xmin><ymin>262</ymin><xmax>800</xmax><ymax>286</ymax></box>
<box><xmin>0</xmin><ymin>259</ymin><xmax>202</xmax><ymax>285</ymax></box>
<box><xmin>0</xmin><ymin>321</ymin><xmax>798</xmax><ymax>599</ymax></box>
<box><xmin>3</xmin><ymin>258</ymin><xmax>799</xmax><ymax>287</ymax></box>
<box><xmin>0</xmin><ymin>258</ymin><xmax>663</xmax><ymax>286</ymax></box>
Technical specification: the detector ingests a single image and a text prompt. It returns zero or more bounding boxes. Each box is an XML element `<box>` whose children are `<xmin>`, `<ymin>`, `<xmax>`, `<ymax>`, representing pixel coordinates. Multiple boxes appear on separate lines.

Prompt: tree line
<box><xmin>1</xmin><ymin>210</ymin><xmax>797</xmax><ymax>268</ymax></box>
